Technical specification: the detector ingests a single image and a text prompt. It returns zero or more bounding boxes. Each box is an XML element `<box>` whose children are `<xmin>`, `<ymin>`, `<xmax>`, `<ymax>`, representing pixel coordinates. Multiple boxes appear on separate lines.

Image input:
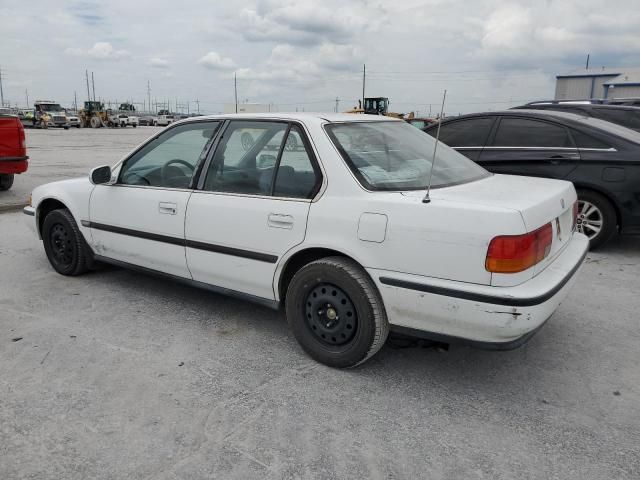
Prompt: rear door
<box><xmin>185</xmin><ymin>120</ymin><xmax>323</xmax><ymax>301</ymax></box>
<box><xmin>478</xmin><ymin>116</ymin><xmax>580</xmax><ymax>179</ymax></box>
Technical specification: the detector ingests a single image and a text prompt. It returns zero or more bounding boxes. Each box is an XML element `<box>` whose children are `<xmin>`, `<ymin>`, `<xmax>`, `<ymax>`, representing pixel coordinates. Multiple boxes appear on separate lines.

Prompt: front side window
<box><xmin>430</xmin><ymin>117</ymin><xmax>495</xmax><ymax>147</ymax></box>
<box><xmin>492</xmin><ymin>118</ymin><xmax>572</xmax><ymax>148</ymax></box>
<box><xmin>119</xmin><ymin>121</ymin><xmax>220</xmax><ymax>188</ymax></box>
<box><xmin>326</xmin><ymin>121</ymin><xmax>489</xmax><ymax>191</ymax></box>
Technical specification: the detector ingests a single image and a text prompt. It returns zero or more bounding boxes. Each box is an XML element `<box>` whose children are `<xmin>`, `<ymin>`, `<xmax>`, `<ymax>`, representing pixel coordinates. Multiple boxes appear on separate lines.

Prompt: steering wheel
<box><xmin>161</xmin><ymin>159</ymin><xmax>195</xmax><ymax>185</ymax></box>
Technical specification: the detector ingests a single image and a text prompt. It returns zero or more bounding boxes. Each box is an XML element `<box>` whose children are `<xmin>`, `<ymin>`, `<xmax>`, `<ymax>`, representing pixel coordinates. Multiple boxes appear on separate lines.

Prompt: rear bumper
<box><xmin>370</xmin><ymin>232</ymin><xmax>589</xmax><ymax>347</ymax></box>
<box><xmin>0</xmin><ymin>157</ymin><xmax>28</xmax><ymax>174</ymax></box>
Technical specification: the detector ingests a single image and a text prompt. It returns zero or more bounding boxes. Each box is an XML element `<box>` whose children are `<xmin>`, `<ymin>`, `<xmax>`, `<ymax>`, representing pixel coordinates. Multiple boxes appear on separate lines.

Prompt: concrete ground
<box><xmin>1</xmin><ymin>129</ymin><xmax>639</xmax><ymax>479</ymax></box>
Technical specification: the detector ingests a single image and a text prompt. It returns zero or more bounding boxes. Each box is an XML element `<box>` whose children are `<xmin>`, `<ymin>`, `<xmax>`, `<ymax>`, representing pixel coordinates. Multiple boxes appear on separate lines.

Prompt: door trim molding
<box><xmin>83</xmin><ymin>220</ymin><xmax>278</xmax><ymax>263</ymax></box>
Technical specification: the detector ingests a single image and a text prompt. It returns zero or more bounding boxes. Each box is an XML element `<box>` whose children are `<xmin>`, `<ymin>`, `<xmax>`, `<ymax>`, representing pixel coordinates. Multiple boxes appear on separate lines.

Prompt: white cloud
<box><xmin>197</xmin><ymin>51</ymin><xmax>236</xmax><ymax>70</ymax></box>
<box><xmin>64</xmin><ymin>42</ymin><xmax>130</xmax><ymax>60</ymax></box>
<box><xmin>148</xmin><ymin>57</ymin><xmax>170</xmax><ymax>68</ymax></box>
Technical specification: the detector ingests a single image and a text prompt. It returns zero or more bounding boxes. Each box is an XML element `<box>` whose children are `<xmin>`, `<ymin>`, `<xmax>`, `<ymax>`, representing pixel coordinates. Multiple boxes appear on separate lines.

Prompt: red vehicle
<box><xmin>0</xmin><ymin>114</ymin><xmax>28</xmax><ymax>191</ymax></box>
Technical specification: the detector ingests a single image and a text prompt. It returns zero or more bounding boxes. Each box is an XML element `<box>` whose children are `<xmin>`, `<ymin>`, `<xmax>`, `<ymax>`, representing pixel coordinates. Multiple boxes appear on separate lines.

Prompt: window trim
<box><xmin>196</xmin><ymin>119</ymin><xmax>324</xmax><ymax>200</ymax></box>
<box><xmin>115</xmin><ymin>119</ymin><xmax>223</xmax><ymax>188</ymax></box>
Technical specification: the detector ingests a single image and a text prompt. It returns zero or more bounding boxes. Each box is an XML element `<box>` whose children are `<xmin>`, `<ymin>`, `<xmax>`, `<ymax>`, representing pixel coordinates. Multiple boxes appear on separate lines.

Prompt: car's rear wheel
<box><xmin>42</xmin><ymin>209</ymin><xmax>91</xmax><ymax>276</ymax></box>
<box><xmin>285</xmin><ymin>257</ymin><xmax>389</xmax><ymax>368</ymax></box>
<box><xmin>0</xmin><ymin>173</ymin><xmax>14</xmax><ymax>191</ymax></box>
<box><xmin>576</xmin><ymin>190</ymin><xmax>616</xmax><ymax>249</ymax></box>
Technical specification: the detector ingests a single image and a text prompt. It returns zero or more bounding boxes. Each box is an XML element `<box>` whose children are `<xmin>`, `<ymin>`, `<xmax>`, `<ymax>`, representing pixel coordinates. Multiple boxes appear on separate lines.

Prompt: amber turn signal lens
<box><xmin>486</xmin><ymin>223</ymin><xmax>553</xmax><ymax>274</ymax></box>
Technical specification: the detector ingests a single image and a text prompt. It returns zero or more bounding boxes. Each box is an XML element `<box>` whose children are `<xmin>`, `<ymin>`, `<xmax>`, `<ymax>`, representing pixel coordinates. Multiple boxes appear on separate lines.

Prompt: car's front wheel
<box><xmin>42</xmin><ymin>209</ymin><xmax>91</xmax><ymax>276</ymax></box>
<box><xmin>285</xmin><ymin>257</ymin><xmax>389</xmax><ymax>368</ymax></box>
<box><xmin>576</xmin><ymin>190</ymin><xmax>617</xmax><ymax>249</ymax></box>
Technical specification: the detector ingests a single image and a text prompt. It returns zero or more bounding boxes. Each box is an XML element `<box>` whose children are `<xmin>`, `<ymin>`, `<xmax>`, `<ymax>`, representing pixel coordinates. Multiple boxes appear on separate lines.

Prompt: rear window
<box><xmin>428</xmin><ymin>117</ymin><xmax>494</xmax><ymax>147</ymax></box>
<box><xmin>325</xmin><ymin>121</ymin><xmax>489</xmax><ymax>191</ymax></box>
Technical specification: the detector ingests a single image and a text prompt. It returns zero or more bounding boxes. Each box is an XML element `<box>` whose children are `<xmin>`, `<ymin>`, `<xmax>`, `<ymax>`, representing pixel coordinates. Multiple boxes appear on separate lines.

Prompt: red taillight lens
<box><xmin>486</xmin><ymin>223</ymin><xmax>553</xmax><ymax>273</ymax></box>
<box><xmin>572</xmin><ymin>201</ymin><xmax>579</xmax><ymax>231</ymax></box>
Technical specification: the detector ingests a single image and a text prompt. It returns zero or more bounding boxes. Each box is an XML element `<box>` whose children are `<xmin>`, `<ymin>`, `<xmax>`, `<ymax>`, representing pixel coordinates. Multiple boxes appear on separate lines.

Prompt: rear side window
<box><xmin>571</xmin><ymin>130</ymin><xmax>613</xmax><ymax>149</ymax></box>
<box><xmin>273</xmin><ymin>126</ymin><xmax>321</xmax><ymax>199</ymax></box>
<box><xmin>429</xmin><ymin>117</ymin><xmax>494</xmax><ymax>147</ymax></box>
<box><xmin>493</xmin><ymin>118</ymin><xmax>572</xmax><ymax>148</ymax></box>
<box><xmin>592</xmin><ymin>109</ymin><xmax>640</xmax><ymax>131</ymax></box>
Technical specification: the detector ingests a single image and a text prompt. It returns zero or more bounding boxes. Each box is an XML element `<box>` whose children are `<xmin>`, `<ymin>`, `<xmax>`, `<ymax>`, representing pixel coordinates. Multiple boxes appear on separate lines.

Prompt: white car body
<box><xmin>24</xmin><ymin>113</ymin><xmax>588</xmax><ymax>360</ymax></box>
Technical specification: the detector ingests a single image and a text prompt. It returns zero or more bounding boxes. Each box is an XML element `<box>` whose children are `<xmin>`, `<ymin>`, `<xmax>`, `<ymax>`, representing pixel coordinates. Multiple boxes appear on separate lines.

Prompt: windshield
<box><xmin>325</xmin><ymin>121</ymin><xmax>489</xmax><ymax>191</ymax></box>
<box><xmin>39</xmin><ymin>104</ymin><xmax>63</xmax><ymax>112</ymax></box>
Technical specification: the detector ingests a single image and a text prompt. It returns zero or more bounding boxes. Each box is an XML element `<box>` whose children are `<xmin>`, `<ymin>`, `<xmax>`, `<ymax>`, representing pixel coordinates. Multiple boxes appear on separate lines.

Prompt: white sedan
<box><xmin>24</xmin><ymin>113</ymin><xmax>588</xmax><ymax>367</ymax></box>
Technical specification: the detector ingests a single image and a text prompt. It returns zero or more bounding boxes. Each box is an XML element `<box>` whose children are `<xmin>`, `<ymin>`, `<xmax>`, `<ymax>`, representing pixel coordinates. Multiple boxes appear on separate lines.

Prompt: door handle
<box><xmin>159</xmin><ymin>202</ymin><xmax>177</xmax><ymax>215</ymax></box>
<box><xmin>268</xmin><ymin>213</ymin><xmax>294</xmax><ymax>229</ymax></box>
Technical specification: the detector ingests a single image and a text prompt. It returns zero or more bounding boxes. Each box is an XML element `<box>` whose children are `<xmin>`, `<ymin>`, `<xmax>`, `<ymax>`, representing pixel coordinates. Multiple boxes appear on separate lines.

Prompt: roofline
<box><xmin>556</xmin><ymin>73</ymin><xmax>620</xmax><ymax>79</ymax></box>
<box><xmin>604</xmin><ymin>82</ymin><xmax>640</xmax><ymax>87</ymax></box>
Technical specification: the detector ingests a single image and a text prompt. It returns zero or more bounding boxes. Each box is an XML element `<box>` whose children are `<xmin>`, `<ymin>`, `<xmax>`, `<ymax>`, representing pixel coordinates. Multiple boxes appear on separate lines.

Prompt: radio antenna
<box><xmin>422</xmin><ymin>89</ymin><xmax>447</xmax><ymax>204</ymax></box>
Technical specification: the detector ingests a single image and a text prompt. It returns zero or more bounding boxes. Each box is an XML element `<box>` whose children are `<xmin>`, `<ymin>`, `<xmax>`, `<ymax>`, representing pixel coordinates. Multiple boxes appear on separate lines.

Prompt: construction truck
<box><xmin>79</xmin><ymin>101</ymin><xmax>109</xmax><ymax>128</ymax></box>
<box><xmin>346</xmin><ymin>97</ymin><xmax>413</xmax><ymax>119</ymax></box>
<box><xmin>34</xmin><ymin>100</ymin><xmax>70</xmax><ymax>129</ymax></box>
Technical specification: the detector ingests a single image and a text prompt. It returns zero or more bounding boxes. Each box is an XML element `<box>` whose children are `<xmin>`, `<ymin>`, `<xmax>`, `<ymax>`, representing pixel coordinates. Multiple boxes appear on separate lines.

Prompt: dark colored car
<box><xmin>423</xmin><ymin>109</ymin><xmax>640</xmax><ymax>248</ymax></box>
<box><xmin>0</xmin><ymin>114</ymin><xmax>28</xmax><ymax>191</ymax></box>
<box><xmin>513</xmin><ymin>102</ymin><xmax>640</xmax><ymax>132</ymax></box>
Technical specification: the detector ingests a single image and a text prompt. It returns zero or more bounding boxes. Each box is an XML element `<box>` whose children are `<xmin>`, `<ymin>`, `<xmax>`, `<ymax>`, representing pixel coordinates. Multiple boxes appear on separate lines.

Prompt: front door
<box><xmin>185</xmin><ymin>120</ymin><xmax>323</xmax><ymax>300</ymax></box>
<box><xmin>478</xmin><ymin>116</ymin><xmax>580</xmax><ymax>179</ymax></box>
<box><xmin>88</xmin><ymin>121</ymin><xmax>221</xmax><ymax>278</ymax></box>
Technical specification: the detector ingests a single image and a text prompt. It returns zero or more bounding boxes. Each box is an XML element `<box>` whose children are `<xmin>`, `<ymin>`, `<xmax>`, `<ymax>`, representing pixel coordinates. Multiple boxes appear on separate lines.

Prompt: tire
<box><xmin>576</xmin><ymin>189</ymin><xmax>617</xmax><ymax>249</ymax></box>
<box><xmin>90</xmin><ymin>117</ymin><xmax>101</xmax><ymax>128</ymax></box>
<box><xmin>42</xmin><ymin>209</ymin><xmax>91</xmax><ymax>276</ymax></box>
<box><xmin>64</xmin><ymin>126</ymin><xmax>69</xmax><ymax>130</ymax></box>
<box><xmin>285</xmin><ymin>256</ymin><xmax>389</xmax><ymax>368</ymax></box>
<box><xmin>0</xmin><ymin>173</ymin><xmax>14</xmax><ymax>191</ymax></box>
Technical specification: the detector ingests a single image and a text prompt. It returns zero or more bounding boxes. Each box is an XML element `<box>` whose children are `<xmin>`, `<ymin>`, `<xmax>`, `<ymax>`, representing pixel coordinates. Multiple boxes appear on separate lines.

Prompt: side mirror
<box><xmin>90</xmin><ymin>165</ymin><xmax>112</xmax><ymax>185</ymax></box>
<box><xmin>258</xmin><ymin>154</ymin><xmax>277</xmax><ymax>169</ymax></box>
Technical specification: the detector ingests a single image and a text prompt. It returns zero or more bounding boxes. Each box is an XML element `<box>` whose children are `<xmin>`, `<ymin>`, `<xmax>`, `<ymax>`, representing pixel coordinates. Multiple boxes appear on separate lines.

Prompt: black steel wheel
<box><xmin>285</xmin><ymin>256</ymin><xmax>389</xmax><ymax>368</ymax></box>
<box><xmin>42</xmin><ymin>209</ymin><xmax>91</xmax><ymax>276</ymax></box>
<box><xmin>305</xmin><ymin>283</ymin><xmax>358</xmax><ymax>346</ymax></box>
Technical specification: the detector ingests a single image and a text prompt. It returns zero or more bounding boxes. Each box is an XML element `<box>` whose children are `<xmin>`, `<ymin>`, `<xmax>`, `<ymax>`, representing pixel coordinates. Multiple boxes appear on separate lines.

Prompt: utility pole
<box><xmin>334</xmin><ymin>96</ymin><xmax>340</xmax><ymax>113</ymax></box>
<box><xmin>362</xmin><ymin>64</ymin><xmax>366</xmax><ymax>111</ymax></box>
<box><xmin>0</xmin><ymin>66</ymin><xmax>4</xmax><ymax>107</ymax></box>
<box><xmin>91</xmin><ymin>71</ymin><xmax>96</xmax><ymax>101</ymax></box>
<box><xmin>147</xmin><ymin>80</ymin><xmax>151</xmax><ymax>114</ymax></box>
<box><xmin>85</xmin><ymin>70</ymin><xmax>91</xmax><ymax>101</ymax></box>
<box><xmin>195</xmin><ymin>99</ymin><xmax>200</xmax><ymax>114</ymax></box>
<box><xmin>25</xmin><ymin>89</ymin><xmax>30</xmax><ymax>109</ymax></box>
<box><xmin>73</xmin><ymin>91</ymin><xmax>77</xmax><ymax>111</ymax></box>
<box><xmin>234</xmin><ymin>72</ymin><xmax>238</xmax><ymax>113</ymax></box>
<box><xmin>585</xmin><ymin>53</ymin><xmax>590</xmax><ymax>70</ymax></box>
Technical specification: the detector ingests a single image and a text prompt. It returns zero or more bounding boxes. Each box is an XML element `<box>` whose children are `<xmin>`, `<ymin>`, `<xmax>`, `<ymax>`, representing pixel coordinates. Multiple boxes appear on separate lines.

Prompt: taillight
<box><xmin>572</xmin><ymin>201</ymin><xmax>579</xmax><ymax>231</ymax></box>
<box><xmin>486</xmin><ymin>223</ymin><xmax>553</xmax><ymax>273</ymax></box>
<box><xmin>18</xmin><ymin>122</ymin><xmax>26</xmax><ymax>154</ymax></box>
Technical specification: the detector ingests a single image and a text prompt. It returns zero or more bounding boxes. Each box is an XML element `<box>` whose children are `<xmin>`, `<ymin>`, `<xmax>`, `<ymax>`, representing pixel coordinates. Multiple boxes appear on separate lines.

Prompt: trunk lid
<box><xmin>402</xmin><ymin>174</ymin><xmax>577</xmax><ymax>283</ymax></box>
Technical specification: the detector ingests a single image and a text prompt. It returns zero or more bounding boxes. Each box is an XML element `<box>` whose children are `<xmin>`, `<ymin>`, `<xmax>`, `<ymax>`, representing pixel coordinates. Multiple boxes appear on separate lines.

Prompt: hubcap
<box><xmin>305</xmin><ymin>283</ymin><xmax>357</xmax><ymax>346</ymax></box>
<box><xmin>50</xmin><ymin>223</ymin><xmax>73</xmax><ymax>266</ymax></box>
<box><xmin>576</xmin><ymin>200</ymin><xmax>603</xmax><ymax>240</ymax></box>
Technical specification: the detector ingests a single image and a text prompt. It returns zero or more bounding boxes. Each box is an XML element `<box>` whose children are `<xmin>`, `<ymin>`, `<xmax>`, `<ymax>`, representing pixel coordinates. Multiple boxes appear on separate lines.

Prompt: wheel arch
<box><xmin>573</xmin><ymin>183</ymin><xmax>622</xmax><ymax>229</ymax></box>
<box><xmin>276</xmin><ymin>247</ymin><xmax>367</xmax><ymax>303</ymax></box>
<box><xmin>36</xmin><ymin>197</ymin><xmax>68</xmax><ymax>239</ymax></box>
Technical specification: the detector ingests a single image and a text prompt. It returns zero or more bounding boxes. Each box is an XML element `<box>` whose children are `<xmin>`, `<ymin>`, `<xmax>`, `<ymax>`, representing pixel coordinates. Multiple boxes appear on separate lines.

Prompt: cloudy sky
<box><xmin>1</xmin><ymin>0</ymin><xmax>639</xmax><ymax>115</ymax></box>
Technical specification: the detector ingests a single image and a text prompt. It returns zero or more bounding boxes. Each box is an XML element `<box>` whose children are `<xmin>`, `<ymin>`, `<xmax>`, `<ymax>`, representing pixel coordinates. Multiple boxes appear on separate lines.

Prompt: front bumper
<box><xmin>371</xmin><ymin>233</ymin><xmax>589</xmax><ymax>347</ymax></box>
<box><xmin>23</xmin><ymin>206</ymin><xmax>37</xmax><ymax>236</ymax></box>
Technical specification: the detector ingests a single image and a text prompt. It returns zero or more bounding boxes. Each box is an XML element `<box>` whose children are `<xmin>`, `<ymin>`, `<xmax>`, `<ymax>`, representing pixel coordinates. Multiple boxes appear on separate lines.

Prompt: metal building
<box><xmin>555</xmin><ymin>67</ymin><xmax>640</xmax><ymax>100</ymax></box>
